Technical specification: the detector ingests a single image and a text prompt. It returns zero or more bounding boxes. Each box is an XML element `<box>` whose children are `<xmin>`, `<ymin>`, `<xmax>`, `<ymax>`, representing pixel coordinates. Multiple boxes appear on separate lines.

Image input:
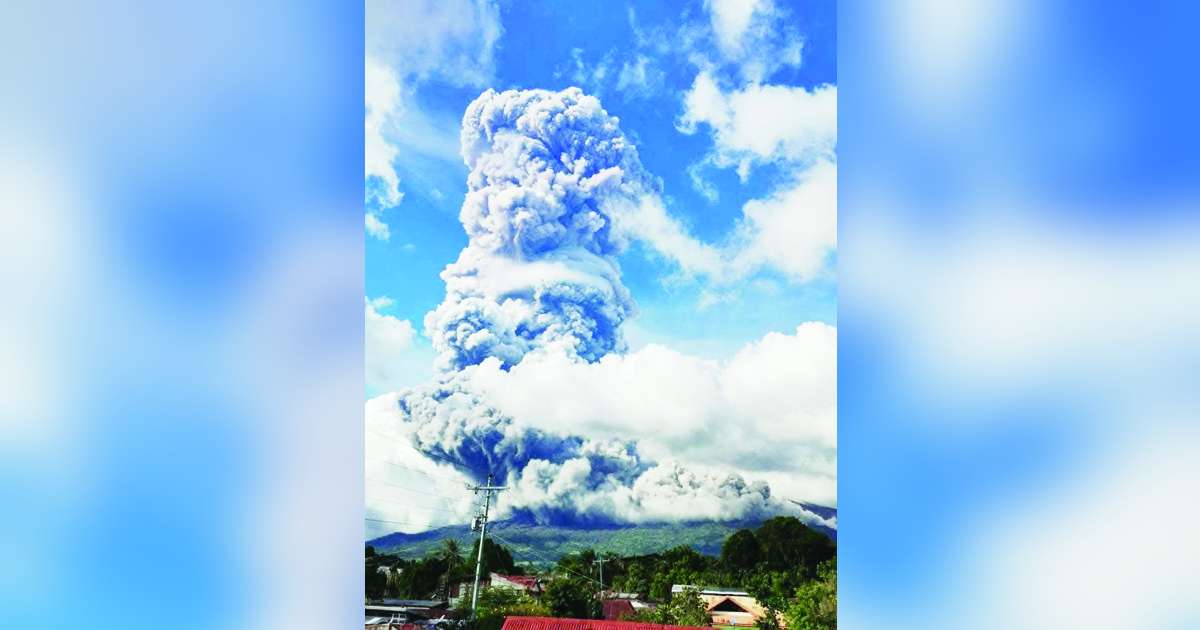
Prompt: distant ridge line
<box><xmin>366</xmin><ymin>514</ymin><xmax>835</xmax><ymax>561</ymax></box>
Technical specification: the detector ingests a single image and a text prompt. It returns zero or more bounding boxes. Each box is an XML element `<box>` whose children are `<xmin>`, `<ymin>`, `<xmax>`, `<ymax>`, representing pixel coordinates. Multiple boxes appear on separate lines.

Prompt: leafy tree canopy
<box><xmin>461</xmin><ymin>586</ymin><xmax>550</xmax><ymax>630</ymax></box>
<box><xmin>755</xmin><ymin>517</ymin><xmax>834</xmax><ymax>576</ymax></box>
<box><xmin>631</xmin><ymin>586</ymin><xmax>709</xmax><ymax>627</ymax></box>
<box><xmin>721</xmin><ymin>529</ymin><xmax>761</xmax><ymax>573</ymax></box>
<box><xmin>783</xmin><ymin>559</ymin><xmax>836</xmax><ymax>630</ymax></box>
<box><xmin>470</xmin><ymin>537</ymin><xmax>520</xmax><ymax>576</ymax></box>
<box><xmin>544</xmin><ymin>576</ymin><xmax>600</xmax><ymax>619</ymax></box>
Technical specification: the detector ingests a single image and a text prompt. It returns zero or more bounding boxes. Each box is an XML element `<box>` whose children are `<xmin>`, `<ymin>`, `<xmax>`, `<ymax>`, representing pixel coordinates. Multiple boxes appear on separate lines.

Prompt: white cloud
<box><xmin>364</xmin><ymin>210</ymin><xmax>390</xmax><ymax>242</ymax></box>
<box><xmin>365</xmin><ymin>393</ymin><xmax>475</xmax><ymax>536</ymax></box>
<box><xmin>730</xmin><ymin>157</ymin><xmax>837</xmax><ymax>281</ymax></box>
<box><xmin>556</xmin><ymin>48</ymin><xmax>664</xmax><ymax>103</ymax></box>
<box><xmin>615</xmin><ymin>54</ymin><xmax>664</xmax><ymax>100</ymax></box>
<box><xmin>365</xmin><ymin>57</ymin><xmax>404</xmax><ymax>213</ymax></box>
<box><xmin>612</xmin><ymin>159</ymin><xmax>836</xmax><ymax>283</ymax></box>
<box><xmin>370</xmin><ymin>322</ymin><xmax>838</xmax><ymax>522</ymax></box>
<box><xmin>612</xmin><ymin>196</ymin><xmax>725</xmax><ymax>278</ymax></box>
<box><xmin>622</xmin><ymin>71</ymin><xmax>837</xmax><ymax>285</ymax></box>
<box><xmin>363</xmin><ymin>0</ymin><xmax>503</xmax><ymax>235</ymax></box>
<box><xmin>616</xmin><ymin>55</ymin><xmax>648</xmax><ymax>90</ymax></box>
<box><xmin>707</xmin><ymin>0</ymin><xmax>766</xmax><ymax>53</ymax></box>
<box><xmin>366</xmin><ymin>297</ymin><xmax>416</xmax><ymax>392</ymax></box>
<box><xmin>562</xmin><ymin>47</ymin><xmax>614</xmax><ymax>87</ymax></box>
<box><xmin>464</xmin><ymin>322</ymin><xmax>838</xmax><ymax>505</ymax></box>
<box><xmin>702</xmin><ymin>0</ymin><xmax>804</xmax><ymax>83</ymax></box>
<box><xmin>366</xmin><ymin>0</ymin><xmax>502</xmax><ymax>89</ymax></box>
<box><xmin>679</xmin><ymin>71</ymin><xmax>837</xmax><ymax>171</ymax></box>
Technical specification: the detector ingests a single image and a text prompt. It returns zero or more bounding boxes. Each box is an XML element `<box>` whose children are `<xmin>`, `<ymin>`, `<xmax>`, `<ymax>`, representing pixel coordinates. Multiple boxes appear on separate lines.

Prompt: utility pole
<box><xmin>470</xmin><ymin>473</ymin><xmax>506</xmax><ymax>618</ymax></box>
<box><xmin>594</xmin><ymin>554</ymin><xmax>604</xmax><ymax>599</ymax></box>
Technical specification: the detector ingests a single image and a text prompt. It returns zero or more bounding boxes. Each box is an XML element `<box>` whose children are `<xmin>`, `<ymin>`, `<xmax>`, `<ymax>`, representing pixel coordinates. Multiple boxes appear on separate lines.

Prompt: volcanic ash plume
<box><xmin>424</xmin><ymin>87</ymin><xmax>653</xmax><ymax>372</ymax></box>
<box><xmin>387</xmin><ymin>87</ymin><xmax>824</xmax><ymax>527</ymax></box>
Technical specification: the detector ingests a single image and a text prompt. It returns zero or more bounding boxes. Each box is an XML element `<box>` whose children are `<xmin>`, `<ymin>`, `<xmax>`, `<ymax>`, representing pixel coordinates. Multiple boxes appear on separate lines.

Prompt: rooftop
<box><xmin>492</xmin><ymin>573</ymin><xmax>542</xmax><ymax>588</ymax></box>
<box><xmin>372</xmin><ymin>599</ymin><xmax>448</xmax><ymax>608</ymax></box>
<box><xmin>670</xmin><ymin>586</ymin><xmax>750</xmax><ymax>597</ymax></box>
<box><xmin>502</xmin><ymin>616</ymin><xmax>701</xmax><ymax>630</ymax></box>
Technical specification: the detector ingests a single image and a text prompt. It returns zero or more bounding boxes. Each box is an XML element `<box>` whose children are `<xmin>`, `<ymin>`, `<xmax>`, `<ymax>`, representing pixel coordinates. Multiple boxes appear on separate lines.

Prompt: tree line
<box><xmin>366</xmin><ymin>516</ymin><xmax>836</xmax><ymax>630</ymax></box>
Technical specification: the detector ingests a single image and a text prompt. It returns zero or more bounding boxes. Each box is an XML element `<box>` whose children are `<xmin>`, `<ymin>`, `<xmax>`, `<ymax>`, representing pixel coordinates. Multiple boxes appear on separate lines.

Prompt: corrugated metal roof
<box><xmin>492</xmin><ymin>573</ymin><xmax>542</xmax><ymax>589</ymax></box>
<box><xmin>602</xmin><ymin>599</ymin><xmax>636</xmax><ymax>620</ymax></box>
<box><xmin>502</xmin><ymin>616</ymin><xmax>701</xmax><ymax>630</ymax></box>
<box><xmin>671</xmin><ymin>585</ymin><xmax>750</xmax><ymax>596</ymax></box>
<box><xmin>378</xmin><ymin>599</ymin><xmax>448</xmax><ymax>607</ymax></box>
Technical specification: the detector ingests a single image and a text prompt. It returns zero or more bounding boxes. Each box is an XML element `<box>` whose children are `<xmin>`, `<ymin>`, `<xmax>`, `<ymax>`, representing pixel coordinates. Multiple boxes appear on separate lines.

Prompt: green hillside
<box><xmin>368</xmin><ymin>519</ymin><xmax>769</xmax><ymax>563</ymax></box>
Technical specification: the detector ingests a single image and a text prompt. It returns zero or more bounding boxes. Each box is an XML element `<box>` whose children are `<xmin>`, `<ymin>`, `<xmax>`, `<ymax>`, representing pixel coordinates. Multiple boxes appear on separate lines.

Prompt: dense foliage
<box><xmin>458</xmin><ymin>586</ymin><xmax>550</xmax><ymax>630</ymax></box>
<box><xmin>469</xmin><ymin>536</ymin><xmax>521</xmax><ymax>576</ymax></box>
<box><xmin>544</xmin><ymin>576</ymin><xmax>602</xmax><ymax>619</ymax></box>
<box><xmin>365</xmin><ymin>546</ymin><xmax>388</xmax><ymax>599</ymax></box>
<box><xmin>601</xmin><ymin>517</ymin><xmax>833</xmax><ymax>602</ymax></box>
<box><xmin>629</xmin><ymin>587</ymin><xmax>709</xmax><ymax>626</ymax></box>
<box><xmin>366</xmin><ymin>539</ymin><xmax>472</xmax><ymax>600</ymax></box>
<box><xmin>721</xmin><ymin>528</ymin><xmax>762</xmax><ymax>572</ymax></box>
<box><xmin>368</xmin><ymin>519</ymin><xmax>798</xmax><ymax>560</ymax></box>
<box><xmin>367</xmin><ymin>516</ymin><xmax>836</xmax><ymax>629</ymax></box>
<box><xmin>782</xmin><ymin>559</ymin><xmax>836</xmax><ymax>630</ymax></box>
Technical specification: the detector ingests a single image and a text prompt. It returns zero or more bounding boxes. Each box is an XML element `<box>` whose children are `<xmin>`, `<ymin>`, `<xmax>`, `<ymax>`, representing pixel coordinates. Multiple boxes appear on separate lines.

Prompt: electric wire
<box><xmin>488</xmin><ymin>532</ymin><xmax>604</xmax><ymax>588</ymax></box>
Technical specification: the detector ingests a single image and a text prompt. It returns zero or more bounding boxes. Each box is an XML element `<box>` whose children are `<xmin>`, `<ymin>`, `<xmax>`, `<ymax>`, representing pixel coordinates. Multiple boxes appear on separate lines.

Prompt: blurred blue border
<box><xmin>0</xmin><ymin>2</ymin><xmax>363</xmax><ymax>628</ymax></box>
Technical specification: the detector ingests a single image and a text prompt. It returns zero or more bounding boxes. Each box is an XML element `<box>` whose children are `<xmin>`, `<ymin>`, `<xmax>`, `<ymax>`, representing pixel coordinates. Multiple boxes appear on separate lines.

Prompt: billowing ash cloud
<box><xmin>424</xmin><ymin>87</ymin><xmax>655</xmax><ymax>372</ymax></box>
<box><xmin>390</xmin><ymin>368</ymin><xmax>798</xmax><ymax>526</ymax></box>
<box><xmin>396</xmin><ymin>375</ymin><xmax>648</xmax><ymax>490</ymax></box>
<box><xmin>384</xmin><ymin>87</ymin><xmax>828</xmax><ymax>529</ymax></box>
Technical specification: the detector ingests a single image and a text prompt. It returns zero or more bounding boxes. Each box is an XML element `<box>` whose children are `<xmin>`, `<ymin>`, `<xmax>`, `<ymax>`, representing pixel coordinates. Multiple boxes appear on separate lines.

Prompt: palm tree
<box><xmin>439</xmin><ymin>539</ymin><xmax>465</xmax><ymax>600</ymax></box>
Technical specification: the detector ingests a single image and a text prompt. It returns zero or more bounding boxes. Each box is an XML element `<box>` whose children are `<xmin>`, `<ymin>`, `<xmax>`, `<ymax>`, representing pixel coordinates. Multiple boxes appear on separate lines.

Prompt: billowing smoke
<box><xmin>424</xmin><ymin>87</ymin><xmax>653</xmax><ymax>372</ymax></box>
<box><xmin>384</xmin><ymin>87</ymin><xmax>827</xmax><ymax>528</ymax></box>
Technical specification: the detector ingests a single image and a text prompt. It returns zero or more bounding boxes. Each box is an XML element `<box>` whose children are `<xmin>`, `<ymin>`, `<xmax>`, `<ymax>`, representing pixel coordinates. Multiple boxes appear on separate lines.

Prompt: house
<box><xmin>670</xmin><ymin>586</ymin><xmax>771</xmax><ymax>628</ymax></box>
<box><xmin>448</xmin><ymin>574</ymin><xmax>542</xmax><ymax>608</ymax></box>
<box><xmin>490</xmin><ymin>572</ymin><xmax>543</xmax><ymax>595</ymax></box>
<box><xmin>365</xmin><ymin>616</ymin><xmax>421</xmax><ymax>630</ymax></box>
<box><xmin>501</xmin><ymin>616</ymin><xmax>701</xmax><ymax>630</ymax></box>
<box><xmin>365</xmin><ymin>599</ymin><xmax>451</xmax><ymax>628</ymax></box>
<box><xmin>601</xmin><ymin>593</ymin><xmax>655</xmax><ymax>621</ymax></box>
<box><xmin>448</xmin><ymin>581</ymin><xmax>473</xmax><ymax>607</ymax></box>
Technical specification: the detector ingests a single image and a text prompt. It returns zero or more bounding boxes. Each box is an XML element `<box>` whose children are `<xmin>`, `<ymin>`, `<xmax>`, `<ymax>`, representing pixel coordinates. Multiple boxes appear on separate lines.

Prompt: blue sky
<box><xmin>367</xmin><ymin>0</ymin><xmax>836</xmax><ymax>393</ymax></box>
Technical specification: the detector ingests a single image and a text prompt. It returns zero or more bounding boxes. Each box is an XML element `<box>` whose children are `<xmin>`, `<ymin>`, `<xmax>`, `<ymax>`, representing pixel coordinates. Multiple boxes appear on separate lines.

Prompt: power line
<box><xmin>367</xmin><ymin>476</ymin><xmax>468</xmax><ymax>499</ymax></box>
<box><xmin>366</xmin><ymin>457</ymin><xmax>472</xmax><ymax>485</ymax></box>
<box><xmin>365</xmin><ymin>494</ymin><xmax>463</xmax><ymax>515</ymax></box>
<box><xmin>421</xmin><ymin>449</ymin><xmax>476</xmax><ymax>471</ymax></box>
<box><xmin>488</xmin><ymin>532</ymin><xmax>604</xmax><ymax>588</ymax></box>
<box><xmin>364</xmin><ymin>432</ymin><xmax>477</xmax><ymax>482</ymax></box>
<box><xmin>365</xmin><ymin>516</ymin><xmax>469</xmax><ymax>529</ymax></box>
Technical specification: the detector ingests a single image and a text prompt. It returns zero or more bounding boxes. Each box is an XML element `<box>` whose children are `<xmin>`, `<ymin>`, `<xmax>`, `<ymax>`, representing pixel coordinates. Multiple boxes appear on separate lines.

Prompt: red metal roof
<box><xmin>502</xmin><ymin>616</ymin><xmax>700</xmax><ymax>630</ymax></box>
<box><xmin>601</xmin><ymin>600</ymin><xmax>637</xmax><ymax>621</ymax></box>
<box><xmin>495</xmin><ymin>574</ymin><xmax>541</xmax><ymax>588</ymax></box>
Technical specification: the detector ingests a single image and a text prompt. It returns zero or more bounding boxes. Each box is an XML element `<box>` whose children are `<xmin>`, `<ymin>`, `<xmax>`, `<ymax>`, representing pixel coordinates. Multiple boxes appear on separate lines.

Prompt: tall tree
<box><xmin>721</xmin><ymin>529</ymin><xmax>762</xmax><ymax>573</ymax></box>
<box><xmin>439</xmin><ymin>539</ymin><xmax>467</xmax><ymax>598</ymax></box>
<box><xmin>469</xmin><ymin>537</ymin><xmax>518</xmax><ymax>575</ymax></box>
<box><xmin>783</xmin><ymin>559</ymin><xmax>836</xmax><ymax>630</ymax></box>
<box><xmin>755</xmin><ymin>517</ymin><xmax>835</xmax><ymax>576</ymax></box>
<box><xmin>616</xmin><ymin>561</ymin><xmax>650</xmax><ymax>596</ymax></box>
<box><xmin>544</xmin><ymin>576</ymin><xmax>600</xmax><ymax>619</ymax></box>
<box><xmin>556</xmin><ymin>549</ymin><xmax>597</xmax><ymax>579</ymax></box>
<box><xmin>464</xmin><ymin>586</ymin><xmax>550</xmax><ymax>630</ymax></box>
<box><xmin>366</xmin><ymin>563</ymin><xmax>387</xmax><ymax>600</ymax></box>
<box><xmin>633</xmin><ymin>586</ymin><xmax>709</xmax><ymax>626</ymax></box>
